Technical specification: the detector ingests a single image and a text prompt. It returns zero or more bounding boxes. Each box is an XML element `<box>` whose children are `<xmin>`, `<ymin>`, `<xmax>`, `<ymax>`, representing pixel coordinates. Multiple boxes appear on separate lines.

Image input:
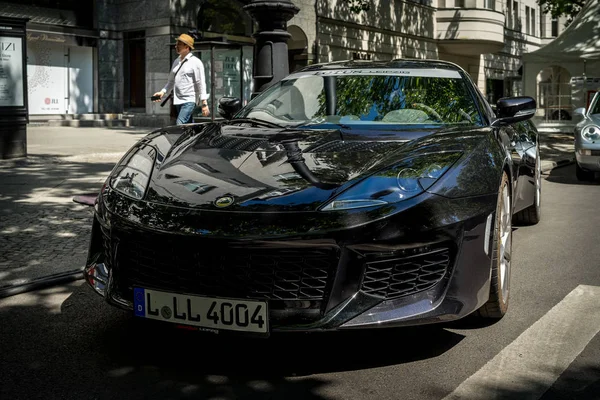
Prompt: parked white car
<box><xmin>574</xmin><ymin>92</ymin><xmax>600</xmax><ymax>181</ymax></box>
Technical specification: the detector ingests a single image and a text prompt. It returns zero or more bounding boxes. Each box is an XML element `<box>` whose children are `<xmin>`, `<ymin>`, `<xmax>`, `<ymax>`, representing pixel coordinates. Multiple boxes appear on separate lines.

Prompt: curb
<box><xmin>0</xmin><ymin>268</ymin><xmax>84</xmax><ymax>299</ymax></box>
<box><xmin>541</xmin><ymin>157</ymin><xmax>575</xmax><ymax>175</ymax></box>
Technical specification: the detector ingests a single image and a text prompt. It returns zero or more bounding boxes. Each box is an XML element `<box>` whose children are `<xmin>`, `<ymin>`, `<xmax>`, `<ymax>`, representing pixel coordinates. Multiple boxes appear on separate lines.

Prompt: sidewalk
<box><xmin>0</xmin><ymin>124</ymin><xmax>575</xmax><ymax>291</ymax></box>
<box><xmin>0</xmin><ymin>126</ymin><xmax>150</xmax><ymax>290</ymax></box>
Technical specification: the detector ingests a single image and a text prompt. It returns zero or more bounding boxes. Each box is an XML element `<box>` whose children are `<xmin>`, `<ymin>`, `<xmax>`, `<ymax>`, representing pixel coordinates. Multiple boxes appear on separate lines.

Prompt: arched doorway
<box><xmin>536</xmin><ymin>66</ymin><xmax>572</xmax><ymax>121</ymax></box>
<box><xmin>288</xmin><ymin>25</ymin><xmax>308</xmax><ymax>73</ymax></box>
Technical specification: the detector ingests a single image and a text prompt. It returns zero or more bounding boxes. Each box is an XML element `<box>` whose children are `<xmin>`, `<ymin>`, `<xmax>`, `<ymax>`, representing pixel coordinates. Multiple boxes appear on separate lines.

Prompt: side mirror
<box><xmin>492</xmin><ymin>96</ymin><xmax>537</xmax><ymax>127</ymax></box>
<box><xmin>218</xmin><ymin>97</ymin><xmax>242</xmax><ymax>120</ymax></box>
<box><xmin>573</xmin><ymin>107</ymin><xmax>586</xmax><ymax>117</ymax></box>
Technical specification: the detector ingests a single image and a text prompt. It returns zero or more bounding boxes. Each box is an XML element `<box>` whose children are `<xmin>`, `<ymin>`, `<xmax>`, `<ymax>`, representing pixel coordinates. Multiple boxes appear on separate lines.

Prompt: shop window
<box><xmin>197</xmin><ymin>0</ymin><xmax>253</xmax><ymax>38</ymax></box>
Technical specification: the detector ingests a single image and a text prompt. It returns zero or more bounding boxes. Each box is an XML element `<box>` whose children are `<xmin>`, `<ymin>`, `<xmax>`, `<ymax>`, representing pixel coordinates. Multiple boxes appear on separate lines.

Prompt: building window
<box><xmin>484</xmin><ymin>0</ymin><xmax>495</xmax><ymax>10</ymax></box>
<box><xmin>525</xmin><ymin>6</ymin><xmax>530</xmax><ymax>35</ymax></box>
<box><xmin>352</xmin><ymin>52</ymin><xmax>372</xmax><ymax>61</ymax></box>
<box><xmin>540</xmin><ymin>12</ymin><xmax>546</xmax><ymax>37</ymax></box>
<box><xmin>531</xmin><ymin>9</ymin><xmax>536</xmax><ymax>36</ymax></box>
<box><xmin>513</xmin><ymin>1</ymin><xmax>519</xmax><ymax>31</ymax></box>
<box><xmin>455</xmin><ymin>0</ymin><xmax>465</xmax><ymax>7</ymax></box>
<box><xmin>551</xmin><ymin>18</ymin><xmax>558</xmax><ymax>37</ymax></box>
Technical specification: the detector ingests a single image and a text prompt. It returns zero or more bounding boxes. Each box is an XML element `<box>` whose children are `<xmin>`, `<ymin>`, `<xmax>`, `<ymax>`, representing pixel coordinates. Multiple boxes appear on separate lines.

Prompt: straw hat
<box><xmin>176</xmin><ymin>33</ymin><xmax>194</xmax><ymax>49</ymax></box>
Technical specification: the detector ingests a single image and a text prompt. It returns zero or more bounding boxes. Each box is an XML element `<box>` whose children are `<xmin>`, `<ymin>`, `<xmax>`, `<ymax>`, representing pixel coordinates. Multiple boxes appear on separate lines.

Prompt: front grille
<box><xmin>113</xmin><ymin>233</ymin><xmax>339</xmax><ymax>301</ymax></box>
<box><xmin>361</xmin><ymin>247</ymin><xmax>451</xmax><ymax>300</ymax></box>
<box><xmin>591</xmin><ymin>150</ymin><xmax>600</xmax><ymax>156</ymax></box>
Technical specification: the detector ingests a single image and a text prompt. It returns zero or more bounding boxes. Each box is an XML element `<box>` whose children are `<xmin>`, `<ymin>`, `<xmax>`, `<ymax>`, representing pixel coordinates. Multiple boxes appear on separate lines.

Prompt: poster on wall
<box><xmin>215</xmin><ymin>49</ymin><xmax>241</xmax><ymax>102</ymax></box>
<box><xmin>26</xmin><ymin>40</ymin><xmax>66</xmax><ymax>114</ymax></box>
<box><xmin>0</xmin><ymin>36</ymin><xmax>24</xmax><ymax>107</ymax></box>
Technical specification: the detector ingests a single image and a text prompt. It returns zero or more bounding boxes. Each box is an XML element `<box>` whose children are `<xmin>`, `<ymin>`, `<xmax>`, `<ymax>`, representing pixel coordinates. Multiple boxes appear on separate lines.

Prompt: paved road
<box><xmin>1</xmin><ymin>164</ymin><xmax>599</xmax><ymax>400</ymax></box>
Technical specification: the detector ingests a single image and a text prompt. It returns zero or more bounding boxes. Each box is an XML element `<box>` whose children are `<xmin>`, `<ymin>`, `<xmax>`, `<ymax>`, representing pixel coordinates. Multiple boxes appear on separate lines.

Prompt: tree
<box><xmin>341</xmin><ymin>0</ymin><xmax>371</xmax><ymax>13</ymax></box>
<box><xmin>537</xmin><ymin>0</ymin><xmax>586</xmax><ymax>26</ymax></box>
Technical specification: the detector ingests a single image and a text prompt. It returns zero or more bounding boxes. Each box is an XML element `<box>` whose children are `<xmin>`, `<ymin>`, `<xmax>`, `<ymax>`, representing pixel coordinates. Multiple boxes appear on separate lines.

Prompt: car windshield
<box><xmin>590</xmin><ymin>93</ymin><xmax>600</xmax><ymax>115</ymax></box>
<box><xmin>234</xmin><ymin>68</ymin><xmax>484</xmax><ymax>128</ymax></box>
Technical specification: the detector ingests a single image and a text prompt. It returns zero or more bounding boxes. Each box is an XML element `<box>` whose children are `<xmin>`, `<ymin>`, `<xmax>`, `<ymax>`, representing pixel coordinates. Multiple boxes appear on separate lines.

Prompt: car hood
<box><xmin>577</xmin><ymin>113</ymin><xmax>600</xmax><ymax>128</ymax></box>
<box><xmin>586</xmin><ymin>114</ymin><xmax>600</xmax><ymax>125</ymax></box>
<box><xmin>139</xmin><ymin>122</ymin><xmax>489</xmax><ymax>212</ymax></box>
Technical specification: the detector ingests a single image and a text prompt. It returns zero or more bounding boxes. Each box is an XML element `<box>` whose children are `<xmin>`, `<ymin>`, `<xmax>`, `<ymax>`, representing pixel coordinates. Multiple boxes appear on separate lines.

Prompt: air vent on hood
<box><xmin>209</xmin><ymin>136</ymin><xmax>267</xmax><ymax>151</ymax></box>
<box><xmin>304</xmin><ymin>140</ymin><xmax>405</xmax><ymax>153</ymax></box>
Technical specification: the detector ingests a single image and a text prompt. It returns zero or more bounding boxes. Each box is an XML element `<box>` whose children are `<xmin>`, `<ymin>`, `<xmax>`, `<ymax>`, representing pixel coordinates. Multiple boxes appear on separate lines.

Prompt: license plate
<box><xmin>133</xmin><ymin>287</ymin><xmax>269</xmax><ymax>334</ymax></box>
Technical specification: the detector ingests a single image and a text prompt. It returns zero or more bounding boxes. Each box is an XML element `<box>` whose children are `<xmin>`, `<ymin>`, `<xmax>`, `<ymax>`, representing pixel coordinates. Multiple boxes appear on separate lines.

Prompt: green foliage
<box><xmin>341</xmin><ymin>0</ymin><xmax>371</xmax><ymax>13</ymax></box>
<box><xmin>536</xmin><ymin>0</ymin><xmax>586</xmax><ymax>26</ymax></box>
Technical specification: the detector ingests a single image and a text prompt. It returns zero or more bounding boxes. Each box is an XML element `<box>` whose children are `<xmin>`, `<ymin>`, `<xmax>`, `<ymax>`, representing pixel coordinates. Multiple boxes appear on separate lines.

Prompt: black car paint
<box><xmin>84</xmin><ymin>59</ymin><xmax>539</xmax><ymax>332</ymax></box>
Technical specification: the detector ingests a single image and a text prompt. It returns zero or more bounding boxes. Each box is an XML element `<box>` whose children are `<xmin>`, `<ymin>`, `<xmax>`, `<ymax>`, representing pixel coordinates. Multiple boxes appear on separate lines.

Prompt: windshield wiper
<box><xmin>295</xmin><ymin>121</ymin><xmax>352</xmax><ymax>130</ymax></box>
<box><xmin>227</xmin><ymin>118</ymin><xmax>286</xmax><ymax>129</ymax></box>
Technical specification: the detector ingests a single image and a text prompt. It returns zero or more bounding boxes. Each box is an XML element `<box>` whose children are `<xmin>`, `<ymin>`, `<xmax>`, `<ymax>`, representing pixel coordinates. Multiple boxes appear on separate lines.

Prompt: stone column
<box><xmin>243</xmin><ymin>0</ymin><xmax>300</xmax><ymax>97</ymax></box>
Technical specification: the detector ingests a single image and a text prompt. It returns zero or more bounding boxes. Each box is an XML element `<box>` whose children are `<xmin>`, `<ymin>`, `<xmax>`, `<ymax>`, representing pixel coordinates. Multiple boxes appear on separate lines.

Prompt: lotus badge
<box><xmin>214</xmin><ymin>196</ymin><xmax>234</xmax><ymax>208</ymax></box>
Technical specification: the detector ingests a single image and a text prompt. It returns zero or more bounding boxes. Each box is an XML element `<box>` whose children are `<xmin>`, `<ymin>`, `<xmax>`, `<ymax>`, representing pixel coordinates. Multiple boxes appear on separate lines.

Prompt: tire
<box><xmin>477</xmin><ymin>172</ymin><xmax>512</xmax><ymax>319</ymax></box>
<box><xmin>576</xmin><ymin>162</ymin><xmax>594</xmax><ymax>181</ymax></box>
<box><xmin>513</xmin><ymin>151</ymin><xmax>541</xmax><ymax>225</ymax></box>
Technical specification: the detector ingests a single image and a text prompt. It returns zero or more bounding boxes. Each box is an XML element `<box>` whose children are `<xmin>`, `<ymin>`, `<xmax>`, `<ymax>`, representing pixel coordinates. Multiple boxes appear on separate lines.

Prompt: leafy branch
<box><xmin>536</xmin><ymin>0</ymin><xmax>586</xmax><ymax>26</ymax></box>
<box><xmin>340</xmin><ymin>0</ymin><xmax>371</xmax><ymax>13</ymax></box>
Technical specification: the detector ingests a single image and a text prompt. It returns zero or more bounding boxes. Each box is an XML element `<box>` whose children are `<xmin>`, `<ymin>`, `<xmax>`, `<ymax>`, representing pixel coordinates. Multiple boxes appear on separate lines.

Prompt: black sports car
<box><xmin>83</xmin><ymin>59</ymin><xmax>541</xmax><ymax>336</ymax></box>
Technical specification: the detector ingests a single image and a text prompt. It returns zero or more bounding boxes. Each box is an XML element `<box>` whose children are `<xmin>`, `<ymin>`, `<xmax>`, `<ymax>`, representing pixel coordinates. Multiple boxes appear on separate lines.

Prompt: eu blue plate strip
<box><xmin>133</xmin><ymin>287</ymin><xmax>146</xmax><ymax>317</ymax></box>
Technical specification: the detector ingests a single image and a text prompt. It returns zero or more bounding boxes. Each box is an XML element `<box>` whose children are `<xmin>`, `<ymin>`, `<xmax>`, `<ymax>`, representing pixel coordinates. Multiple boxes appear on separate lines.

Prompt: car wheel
<box><xmin>477</xmin><ymin>172</ymin><xmax>511</xmax><ymax>319</ymax></box>
<box><xmin>576</xmin><ymin>162</ymin><xmax>594</xmax><ymax>181</ymax></box>
<box><xmin>513</xmin><ymin>151</ymin><xmax>541</xmax><ymax>225</ymax></box>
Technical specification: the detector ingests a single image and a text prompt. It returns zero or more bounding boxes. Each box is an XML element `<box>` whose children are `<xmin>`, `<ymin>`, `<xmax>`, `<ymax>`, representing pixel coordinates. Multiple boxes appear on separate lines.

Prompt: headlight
<box><xmin>110</xmin><ymin>145</ymin><xmax>157</xmax><ymax>199</ymax></box>
<box><xmin>320</xmin><ymin>152</ymin><xmax>462</xmax><ymax>211</ymax></box>
<box><xmin>581</xmin><ymin>125</ymin><xmax>600</xmax><ymax>142</ymax></box>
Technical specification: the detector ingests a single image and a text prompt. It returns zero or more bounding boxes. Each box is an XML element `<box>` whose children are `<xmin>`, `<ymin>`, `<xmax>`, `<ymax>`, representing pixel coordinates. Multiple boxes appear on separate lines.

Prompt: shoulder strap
<box><xmin>159</xmin><ymin>58</ymin><xmax>189</xmax><ymax>107</ymax></box>
<box><xmin>174</xmin><ymin>58</ymin><xmax>188</xmax><ymax>77</ymax></box>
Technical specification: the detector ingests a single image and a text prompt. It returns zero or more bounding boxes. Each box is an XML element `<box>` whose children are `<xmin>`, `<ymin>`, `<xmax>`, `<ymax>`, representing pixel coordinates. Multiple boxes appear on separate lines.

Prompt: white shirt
<box><xmin>161</xmin><ymin>53</ymin><xmax>209</xmax><ymax>105</ymax></box>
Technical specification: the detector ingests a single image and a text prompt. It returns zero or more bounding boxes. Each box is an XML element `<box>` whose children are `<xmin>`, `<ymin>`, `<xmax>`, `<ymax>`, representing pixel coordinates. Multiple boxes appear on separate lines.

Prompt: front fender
<box><xmin>428</xmin><ymin>133</ymin><xmax>507</xmax><ymax>198</ymax></box>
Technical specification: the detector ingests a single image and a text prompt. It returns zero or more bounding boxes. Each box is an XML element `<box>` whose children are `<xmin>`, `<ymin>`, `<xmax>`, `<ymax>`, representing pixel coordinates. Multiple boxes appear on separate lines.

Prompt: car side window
<box><xmin>591</xmin><ymin>95</ymin><xmax>600</xmax><ymax>115</ymax></box>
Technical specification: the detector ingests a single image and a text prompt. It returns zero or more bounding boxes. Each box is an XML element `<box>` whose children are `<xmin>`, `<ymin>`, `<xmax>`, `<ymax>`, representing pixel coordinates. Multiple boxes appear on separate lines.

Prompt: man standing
<box><xmin>153</xmin><ymin>33</ymin><xmax>210</xmax><ymax>125</ymax></box>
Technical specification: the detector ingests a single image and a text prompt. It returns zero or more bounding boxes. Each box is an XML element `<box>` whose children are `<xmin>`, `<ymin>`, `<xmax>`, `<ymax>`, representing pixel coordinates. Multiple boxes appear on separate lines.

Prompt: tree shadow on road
<box><xmin>0</xmin><ymin>155</ymin><xmax>113</xmax><ymax>287</ymax></box>
<box><xmin>429</xmin><ymin>361</ymin><xmax>600</xmax><ymax>400</ymax></box>
<box><xmin>544</xmin><ymin>164</ymin><xmax>600</xmax><ymax>186</ymax></box>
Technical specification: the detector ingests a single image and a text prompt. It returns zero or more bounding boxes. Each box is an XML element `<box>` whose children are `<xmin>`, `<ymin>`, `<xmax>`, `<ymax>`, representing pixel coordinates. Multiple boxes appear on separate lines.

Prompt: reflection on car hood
<box><xmin>140</xmin><ymin>122</ymin><xmax>488</xmax><ymax>212</ymax></box>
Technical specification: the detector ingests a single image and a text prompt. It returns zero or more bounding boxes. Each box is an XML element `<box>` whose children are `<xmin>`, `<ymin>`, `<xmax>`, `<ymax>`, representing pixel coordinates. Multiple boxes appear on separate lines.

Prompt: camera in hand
<box><xmin>150</xmin><ymin>95</ymin><xmax>161</xmax><ymax>101</ymax></box>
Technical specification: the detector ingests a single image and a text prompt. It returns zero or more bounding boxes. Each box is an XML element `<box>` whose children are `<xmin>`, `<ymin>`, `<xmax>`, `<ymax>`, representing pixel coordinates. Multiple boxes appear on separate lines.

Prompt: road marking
<box><xmin>444</xmin><ymin>285</ymin><xmax>600</xmax><ymax>400</ymax></box>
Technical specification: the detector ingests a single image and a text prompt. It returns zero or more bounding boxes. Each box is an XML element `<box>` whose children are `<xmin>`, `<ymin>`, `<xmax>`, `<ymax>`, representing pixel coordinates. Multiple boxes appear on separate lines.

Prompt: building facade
<box><xmin>0</xmin><ymin>0</ymin><xmax>568</xmax><ymax>126</ymax></box>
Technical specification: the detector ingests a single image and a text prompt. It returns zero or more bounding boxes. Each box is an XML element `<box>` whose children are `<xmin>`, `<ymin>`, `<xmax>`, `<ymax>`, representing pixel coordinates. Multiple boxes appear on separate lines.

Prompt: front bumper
<box><xmin>575</xmin><ymin>137</ymin><xmax>600</xmax><ymax>171</ymax></box>
<box><xmin>84</xmin><ymin>190</ymin><xmax>498</xmax><ymax>332</ymax></box>
<box><xmin>576</xmin><ymin>152</ymin><xmax>600</xmax><ymax>171</ymax></box>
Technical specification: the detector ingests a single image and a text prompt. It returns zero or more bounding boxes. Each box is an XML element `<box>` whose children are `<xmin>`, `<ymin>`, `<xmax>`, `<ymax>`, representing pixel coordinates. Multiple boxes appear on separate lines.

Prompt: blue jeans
<box><xmin>175</xmin><ymin>102</ymin><xmax>196</xmax><ymax>125</ymax></box>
